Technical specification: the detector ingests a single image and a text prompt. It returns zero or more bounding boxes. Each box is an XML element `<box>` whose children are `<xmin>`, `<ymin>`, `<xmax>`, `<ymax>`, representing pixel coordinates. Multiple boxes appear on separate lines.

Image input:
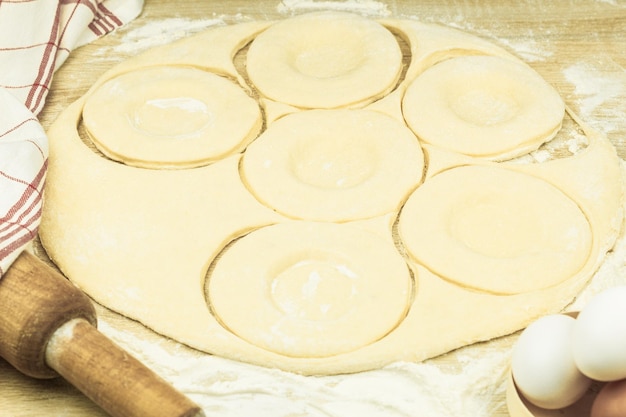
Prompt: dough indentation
<box><xmin>130</xmin><ymin>97</ymin><xmax>212</xmax><ymax>138</ymax></box>
<box><xmin>207</xmin><ymin>222</ymin><xmax>413</xmax><ymax>358</ymax></box>
<box><xmin>82</xmin><ymin>66</ymin><xmax>262</xmax><ymax>169</ymax></box>
<box><xmin>241</xmin><ymin>109</ymin><xmax>424</xmax><ymax>222</ymax></box>
<box><xmin>403</xmin><ymin>55</ymin><xmax>564</xmax><ymax>160</ymax></box>
<box><xmin>246</xmin><ymin>11</ymin><xmax>403</xmax><ymax>109</ymax></box>
<box><xmin>398</xmin><ymin>165</ymin><xmax>592</xmax><ymax>295</ymax></box>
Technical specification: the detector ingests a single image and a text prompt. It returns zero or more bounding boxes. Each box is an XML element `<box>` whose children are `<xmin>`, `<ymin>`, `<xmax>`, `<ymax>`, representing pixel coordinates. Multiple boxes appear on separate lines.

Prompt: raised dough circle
<box><xmin>398</xmin><ymin>165</ymin><xmax>592</xmax><ymax>294</ymax></box>
<box><xmin>82</xmin><ymin>66</ymin><xmax>262</xmax><ymax>169</ymax></box>
<box><xmin>402</xmin><ymin>55</ymin><xmax>564</xmax><ymax>159</ymax></box>
<box><xmin>246</xmin><ymin>11</ymin><xmax>402</xmax><ymax>109</ymax></box>
<box><xmin>241</xmin><ymin>109</ymin><xmax>424</xmax><ymax>221</ymax></box>
<box><xmin>208</xmin><ymin>221</ymin><xmax>413</xmax><ymax>358</ymax></box>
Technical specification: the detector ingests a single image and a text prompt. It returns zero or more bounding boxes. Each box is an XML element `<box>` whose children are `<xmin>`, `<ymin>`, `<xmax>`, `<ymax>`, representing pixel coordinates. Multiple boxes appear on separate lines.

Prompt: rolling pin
<box><xmin>0</xmin><ymin>250</ymin><xmax>205</xmax><ymax>417</ymax></box>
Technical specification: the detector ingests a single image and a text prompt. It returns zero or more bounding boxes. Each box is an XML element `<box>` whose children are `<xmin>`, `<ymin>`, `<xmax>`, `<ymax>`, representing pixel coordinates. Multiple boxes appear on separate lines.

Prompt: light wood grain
<box><xmin>3</xmin><ymin>0</ymin><xmax>626</xmax><ymax>415</ymax></box>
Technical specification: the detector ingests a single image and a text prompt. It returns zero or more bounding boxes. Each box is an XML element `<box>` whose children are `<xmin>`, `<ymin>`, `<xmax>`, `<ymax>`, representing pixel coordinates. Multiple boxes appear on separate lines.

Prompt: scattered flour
<box><xmin>569</xmin><ymin>201</ymin><xmax>626</xmax><ymax>310</ymax></box>
<box><xmin>99</xmin><ymin>319</ymin><xmax>510</xmax><ymax>417</ymax></box>
<box><xmin>493</xmin><ymin>36</ymin><xmax>554</xmax><ymax>63</ymax></box>
<box><xmin>563</xmin><ymin>58</ymin><xmax>626</xmax><ymax>138</ymax></box>
<box><xmin>594</xmin><ymin>0</ymin><xmax>622</xmax><ymax>6</ymax></box>
<box><xmin>94</xmin><ymin>18</ymin><xmax>226</xmax><ymax>57</ymax></box>
<box><xmin>442</xmin><ymin>20</ymin><xmax>554</xmax><ymax>63</ymax></box>
<box><xmin>277</xmin><ymin>0</ymin><xmax>391</xmax><ymax>16</ymax></box>
<box><xmin>559</xmin><ymin>46</ymin><xmax>626</xmax><ymax>321</ymax></box>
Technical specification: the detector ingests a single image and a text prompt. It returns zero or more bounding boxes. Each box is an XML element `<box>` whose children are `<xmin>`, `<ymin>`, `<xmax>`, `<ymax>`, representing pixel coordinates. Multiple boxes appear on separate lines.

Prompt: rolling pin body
<box><xmin>0</xmin><ymin>251</ymin><xmax>205</xmax><ymax>417</ymax></box>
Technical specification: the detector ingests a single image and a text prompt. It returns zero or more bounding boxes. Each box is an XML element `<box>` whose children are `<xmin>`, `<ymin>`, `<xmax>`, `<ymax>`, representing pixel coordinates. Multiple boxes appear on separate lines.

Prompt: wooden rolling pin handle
<box><xmin>0</xmin><ymin>250</ymin><xmax>96</xmax><ymax>378</ymax></box>
<box><xmin>0</xmin><ymin>251</ymin><xmax>205</xmax><ymax>417</ymax></box>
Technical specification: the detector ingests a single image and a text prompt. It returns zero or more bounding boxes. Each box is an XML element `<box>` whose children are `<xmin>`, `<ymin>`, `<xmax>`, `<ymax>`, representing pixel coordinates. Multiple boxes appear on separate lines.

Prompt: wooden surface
<box><xmin>2</xmin><ymin>0</ymin><xmax>626</xmax><ymax>416</ymax></box>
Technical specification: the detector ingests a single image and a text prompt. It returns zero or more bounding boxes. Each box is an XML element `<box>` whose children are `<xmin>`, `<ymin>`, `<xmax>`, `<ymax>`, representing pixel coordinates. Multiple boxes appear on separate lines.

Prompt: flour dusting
<box><xmin>278</xmin><ymin>0</ymin><xmax>391</xmax><ymax>16</ymax></box>
<box><xmin>569</xmin><ymin>201</ymin><xmax>626</xmax><ymax>310</ymax></box>
<box><xmin>99</xmin><ymin>319</ymin><xmax>510</xmax><ymax>417</ymax></box>
<box><xmin>446</xmin><ymin>21</ymin><xmax>554</xmax><ymax>63</ymax></box>
<box><xmin>594</xmin><ymin>0</ymin><xmax>624</xmax><ymax>6</ymax></box>
<box><xmin>563</xmin><ymin>57</ymin><xmax>626</xmax><ymax>138</ymax></box>
<box><xmin>94</xmin><ymin>18</ymin><xmax>226</xmax><ymax>57</ymax></box>
<box><xmin>494</xmin><ymin>36</ymin><xmax>554</xmax><ymax>62</ymax></box>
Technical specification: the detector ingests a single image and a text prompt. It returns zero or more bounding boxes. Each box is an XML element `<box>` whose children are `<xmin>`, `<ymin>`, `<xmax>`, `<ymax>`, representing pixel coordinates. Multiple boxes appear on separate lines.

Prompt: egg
<box><xmin>592</xmin><ymin>379</ymin><xmax>626</xmax><ymax>417</ymax></box>
<box><xmin>572</xmin><ymin>286</ymin><xmax>626</xmax><ymax>382</ymax></box>
<box><xmin>511</xmin><ymin>314</ymin><xmax>592</xmax><ymax>409</ymax></box>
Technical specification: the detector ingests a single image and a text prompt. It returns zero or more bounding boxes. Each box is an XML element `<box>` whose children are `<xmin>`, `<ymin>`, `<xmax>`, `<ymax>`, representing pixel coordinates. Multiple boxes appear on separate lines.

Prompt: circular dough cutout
<box><xmin>246</xmin><ymin>11</ymin><xmax>402</xmax><ymax>109</ymax></box>
<box><xmin>241</xmin><ymin>109</ymin><xmax>424</xmax><ymax>222</ymax></box>
<box><xmin>398</xmin><ymin>165</ymin><xmax>591</xmax><ymax>294</ymax></box>
<box><xmin>208</xmin><ymin>221</ymin><xmax>413</xmax><ymax>358</ymax></box>
<box><xmin>82</xmin><ymin>66</ymin><xmax>262</xmax><ymax>169</ymax></box>
<box><xmin>402</xmin><ymin>55</ymin><xmax>564</xmax><ymax>159</ymax></box>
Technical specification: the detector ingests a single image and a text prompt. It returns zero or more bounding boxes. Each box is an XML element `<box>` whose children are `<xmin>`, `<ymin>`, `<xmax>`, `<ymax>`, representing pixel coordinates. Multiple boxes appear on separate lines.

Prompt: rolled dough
<box><xmin>82</xmin><ymin>66</ymin><xmax>262</xmax><ymax>169</ymax></box>
<box><xmin>402</xmin><ymin>55</ymin><xmax>564</xmax><ymax>160</ymax></box>
<box><xmin>208</xmin><ymin>221</ymin><xmax>412</xmax><ymax>358</ymax></box>
<box><xmin>39</xmin><ymin>12</ymin><xmax>624</xmax><ymax>375</ymax></box>
<box><xmin>241</xmin><ymin>108</ymin><xmax>424</xmax><ymax>221</ymax></box>
<box><xmin>399</xmin><ymin>164</ymin><xmax>591</xmax><ymax>294</ymax></box>
<box><xmin>246</xmin><ymin>12</ymin><xmax>403</xmax><ymax>109</ymax></box>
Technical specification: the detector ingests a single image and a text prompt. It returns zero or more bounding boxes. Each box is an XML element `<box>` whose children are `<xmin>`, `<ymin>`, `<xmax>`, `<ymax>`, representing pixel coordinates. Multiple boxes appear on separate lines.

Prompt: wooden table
<box><xmin>2</xmin><ymin>1</ymin><xmax>626</xmax><ymax>416</ymax></box>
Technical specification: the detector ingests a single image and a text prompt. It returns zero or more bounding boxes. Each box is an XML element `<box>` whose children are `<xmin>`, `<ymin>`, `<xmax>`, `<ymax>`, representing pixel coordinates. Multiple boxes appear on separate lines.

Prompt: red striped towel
<box><xmin>0</xmin><ymin>0</ymin><xmax>143</xmax><ymax>276</ymax></box>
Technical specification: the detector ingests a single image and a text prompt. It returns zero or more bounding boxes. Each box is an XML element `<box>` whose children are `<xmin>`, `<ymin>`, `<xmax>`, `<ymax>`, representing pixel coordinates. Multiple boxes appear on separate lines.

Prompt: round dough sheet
<box><xmin>39</xmin><ymin>11</ymin><xmax>624</xmax><ymax>375</ymax></box>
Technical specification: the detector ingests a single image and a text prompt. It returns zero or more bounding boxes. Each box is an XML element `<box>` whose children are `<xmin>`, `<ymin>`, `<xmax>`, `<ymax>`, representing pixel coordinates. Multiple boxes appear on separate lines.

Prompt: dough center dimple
<box><xmin>293</xmin><ymin>43</ymin><xmax>363</xmax><ymax>79</ymax></box>
<box><xmin>130</xmin><ymin>97</ymin><xmax>212</xmax><ymax>138</ymax></box>
<box><xmin>245</xmin><ymin>11</ymin><xmax>402</xmax><ymax>108</ymax></box>
<box><xmin>271</xmin><ymin>259</ymin><xmax>357</xmax><ymax>321</ymax></box>
<box><xmin>81</xmin><ymin>66</ymin><xmax>262</xmax><ymax>168</ymax></box>
<box><xmin>291</xmin><ymin>138</ymin><xmax>377</xmax><ymax>189</ymax></box>
<box><xmin>402</xmin><ymin>55</ymin><xmax>564</xmax><ymax>159</ymax></box>
<box><xmin>398</xmin><ymin>165</ymin><xmax>593</xmax><ymax>294</ymax></box>
<box><xmin>207</xmin><ymin>221</ymin><xmax>412</xmax><ymax>358</ymax></box>
<box><xmin>451</xmin><ymin>90</ymin><xmax>519</xmax><ymax>126</ymax></box>
<box><xmin>242</xmin><ymin>109</ymin><xmax>423</xmax><ymax>221</ymax></box>
<box><xmin>449</xmin><ymin>196</ymin><xmax>540</xmax><ymax>258</ymax></box>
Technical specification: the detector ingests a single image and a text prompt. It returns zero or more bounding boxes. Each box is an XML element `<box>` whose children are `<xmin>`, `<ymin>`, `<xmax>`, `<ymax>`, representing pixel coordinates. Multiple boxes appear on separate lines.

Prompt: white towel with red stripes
<box><xmin>0</xmin><ymin>0</ymin><xmax>143</xmax><ymax>276</ymax></box>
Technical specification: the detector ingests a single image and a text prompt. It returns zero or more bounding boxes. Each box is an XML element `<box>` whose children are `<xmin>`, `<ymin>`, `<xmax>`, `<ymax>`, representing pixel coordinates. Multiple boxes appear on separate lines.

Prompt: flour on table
<box><xmin>564</xmin><ymin>57</ymin><xmax>626</xmax><ymax>139</ymax></box>
<box><xmin>277</xmin><ymin>0</ymin><xmax>391</xmax><ymax>16</ymax></box>
<box><xmin>491</xmin><ymin>36</ymin><xmax>553</xmax><ymax>63</ymax></box>
<box><xmin>99</xmin><ymin>319</ymin><xmax>510</xmax><ymax>417</ymax></box>
<box><xmin>443</xmin><ymin>20</ymin><xmax>554</xmax><ymax>63</ymax></box>
<box><xmin>94</xmin><ymin>18</ymin><xmax>226</xmax><ymax>57</ymax></box>
<box><xmin>594</xmin><ymin>0</ymin><xmax>623</xmax><ymax>7</ymax></box>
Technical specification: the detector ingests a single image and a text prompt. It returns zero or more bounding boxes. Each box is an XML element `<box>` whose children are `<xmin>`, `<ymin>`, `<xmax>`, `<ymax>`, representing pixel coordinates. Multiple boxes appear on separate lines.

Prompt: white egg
<box><xmin>572</xmin><ymin>285</ymin><xmax>626</xmax><ymax>381</ymax></box>
<box><xmin>512</xmin><ymin>314</ymin><xmax>592</xmax><ymax>409</ymax></box>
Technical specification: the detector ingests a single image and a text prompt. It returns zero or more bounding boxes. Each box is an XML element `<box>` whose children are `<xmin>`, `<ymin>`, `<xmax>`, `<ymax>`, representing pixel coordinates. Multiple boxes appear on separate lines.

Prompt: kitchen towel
<box><xmin>0</xmin><ymin>0</ymin><xmax>143</xmax><ymax>276</ymax></box>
